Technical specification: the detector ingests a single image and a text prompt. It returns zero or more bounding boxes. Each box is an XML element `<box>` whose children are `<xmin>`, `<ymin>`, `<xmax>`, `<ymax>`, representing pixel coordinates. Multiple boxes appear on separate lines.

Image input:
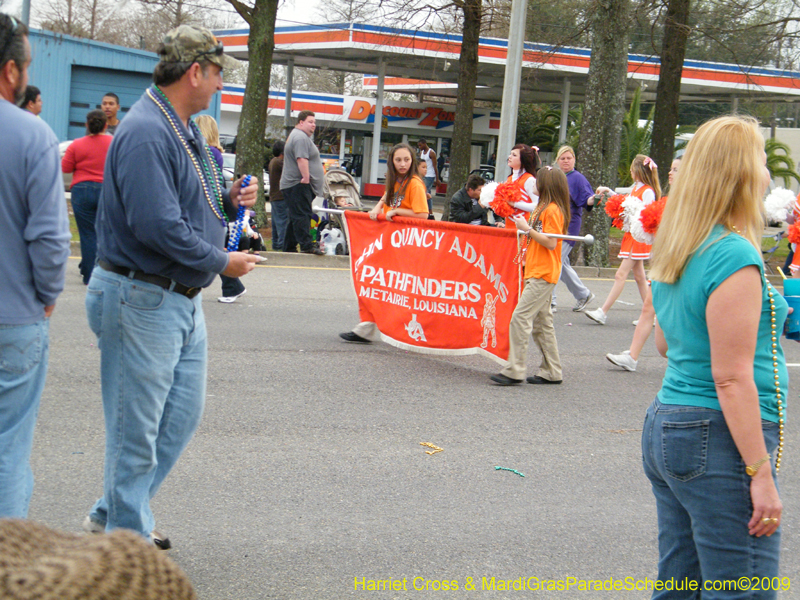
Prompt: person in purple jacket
<box><xmin>551</xmin><ymin>145</ymin><xmax>595</xmax><ymax>312</ymax></box>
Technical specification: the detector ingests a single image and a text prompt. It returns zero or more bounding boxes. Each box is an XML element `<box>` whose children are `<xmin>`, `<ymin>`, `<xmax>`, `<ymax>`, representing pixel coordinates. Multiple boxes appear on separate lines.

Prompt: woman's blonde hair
<box><xmin>649</xmin><ymin>115</ymin><xmax>766</xmax><ymax>283</ymax></box>
<box><xmin>194</xmin><ymin>114</ymin><xmax>222</xmax><ymax>151</ymax></box>
<box><xmin>555</xmin><ymin>145</ymin><xmax>575</xmax><ymax>161</ymax></box>
<box><xmin>535</xmin><ymin>166</ymin><xmax>570</xmax><ymax>234</ymax></box>
<box><xmin>630</xmin><ymin>154</ymin><xmax>662</xmax><ymax>199</ymax></box>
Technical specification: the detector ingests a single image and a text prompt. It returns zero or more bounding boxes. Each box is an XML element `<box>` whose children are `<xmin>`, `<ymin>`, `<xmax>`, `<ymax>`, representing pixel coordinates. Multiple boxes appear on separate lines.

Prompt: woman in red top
<box><xmin>585</xmin><ymin>154</ymin><xmax>661</xmax><ymax>325</ymax></box>
<box><xmin>503</xmin><ymin>144</ymin><xmax>540</xmax><ymax>228</ymax></box>
<box><xmin>62</xmin><ymin>110</ymin><xmax>112</xmax><ymax>284</ymax></box>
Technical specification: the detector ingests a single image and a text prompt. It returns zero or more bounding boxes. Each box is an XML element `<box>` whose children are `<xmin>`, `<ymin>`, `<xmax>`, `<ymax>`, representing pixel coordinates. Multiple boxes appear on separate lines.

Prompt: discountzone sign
<box><xmin>343</xmin><ymin>98</ymin><xmax>499</xmax><ymax>134</ymax></box>
<box><xmin>344</xmin><ymin>212</ymin><xmax>520</xmax><ymax>363</ymax></box>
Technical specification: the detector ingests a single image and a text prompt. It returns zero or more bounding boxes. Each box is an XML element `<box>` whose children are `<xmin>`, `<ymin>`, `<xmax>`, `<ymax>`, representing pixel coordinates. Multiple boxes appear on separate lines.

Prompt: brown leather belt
<box><xmin>98</xmin><ymin>260</ymin><xmax>202</xmax><ymax>299</ymax></box>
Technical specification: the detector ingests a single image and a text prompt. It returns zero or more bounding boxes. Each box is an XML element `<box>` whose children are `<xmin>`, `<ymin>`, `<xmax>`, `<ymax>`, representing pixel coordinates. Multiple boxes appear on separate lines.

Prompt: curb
<box><xmin>68</xmin><ymin>242</ymin><xmax>786</xmax><ymax>284</ymax></box>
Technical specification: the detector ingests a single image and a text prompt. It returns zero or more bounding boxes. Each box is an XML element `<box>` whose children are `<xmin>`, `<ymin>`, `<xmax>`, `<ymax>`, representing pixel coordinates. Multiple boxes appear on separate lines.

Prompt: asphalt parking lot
<box><xmin>27</xmin><ymin>255</ymin><xmax>800</xmax><ymax>599</ymax></box>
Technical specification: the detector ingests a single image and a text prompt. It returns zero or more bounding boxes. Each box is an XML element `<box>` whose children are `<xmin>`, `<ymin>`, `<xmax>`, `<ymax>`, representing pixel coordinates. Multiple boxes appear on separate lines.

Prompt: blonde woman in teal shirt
<box><xmin>644</xmin><ymin>115</ymin><xmax>786</xmax><ymax>598</ymax></box>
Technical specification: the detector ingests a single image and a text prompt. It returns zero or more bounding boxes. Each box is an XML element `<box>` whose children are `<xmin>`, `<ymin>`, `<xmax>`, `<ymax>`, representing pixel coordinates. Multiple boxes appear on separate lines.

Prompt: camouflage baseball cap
<box><xmin>159</xmin><ymin>25</ymin><xmax>239</xmax><ymax>70</ymax></box>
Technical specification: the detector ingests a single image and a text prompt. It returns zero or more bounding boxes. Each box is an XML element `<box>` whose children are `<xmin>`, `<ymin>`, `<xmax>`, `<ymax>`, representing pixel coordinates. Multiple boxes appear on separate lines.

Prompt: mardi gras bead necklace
<box><xmin>731</xmin><ymin>226</ymin><xmax>784</xmax><ymax>473</ymax></box>
<box><xmin>147</xmin><ymin>87</ymin><xmax>226</xmax><ymax>224</ymax></box>
<box><xmin>513</xmin><ymin>202</ymin><xmax>547</xmax><ymax>265</ymax></box>
<box><xmin>227</xmin><ymin>175</ymin><xmax>250</xmax><ymax>252</ymax></box>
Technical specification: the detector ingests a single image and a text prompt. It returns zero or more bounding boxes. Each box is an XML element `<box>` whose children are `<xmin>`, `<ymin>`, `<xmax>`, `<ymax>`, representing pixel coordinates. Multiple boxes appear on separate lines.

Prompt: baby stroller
<box><xmin>314</xmin><ymin>167</ymin><xmax>365</xmax><ymax>255</ymax></box>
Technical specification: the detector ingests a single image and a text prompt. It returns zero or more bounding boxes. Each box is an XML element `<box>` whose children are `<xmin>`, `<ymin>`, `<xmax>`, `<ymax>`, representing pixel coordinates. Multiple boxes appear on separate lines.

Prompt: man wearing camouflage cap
<box><xmin>82</xmin><ymin>24</ymin><xmax>258</xmax><ymax>549</ymax></box>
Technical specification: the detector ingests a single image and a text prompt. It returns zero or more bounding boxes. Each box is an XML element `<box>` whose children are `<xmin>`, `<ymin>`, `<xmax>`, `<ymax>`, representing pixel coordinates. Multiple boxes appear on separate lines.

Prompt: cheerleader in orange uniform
<box><xmin>585</xmin><ymin>154</ymin><xmax>661</xmax><ymax>325</ymax></box>
<box><xmin>490</xmin><ymin>166</ymin><xmax>571</xmax><ymax>385</ymax></box>
<box><xmin>340</xmin><ymin>143</ymin><xmax>429</xmax><ymax>343</ymax></box>
<box><xmin>503</xmin><ymin>144</ymin><xmax>541</xmax><ymax>228</ymax></box>
<box><xmin>787</xmin><ymin>192</ymin><xmax>800</xmax><ymax>277</ymax></box>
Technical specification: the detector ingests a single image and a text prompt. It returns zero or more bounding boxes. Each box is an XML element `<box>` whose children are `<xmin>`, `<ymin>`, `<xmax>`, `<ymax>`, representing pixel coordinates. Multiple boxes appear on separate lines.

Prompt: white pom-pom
<box><xmin>479</xmin><ymin>182</ymin><xmax>499</xmax><ymax>208</ymax></box>
<box><xmin>764</xmin><ymin>187</ymin><xmax>797</xmax><ymax>222</ymax></box>
<box><xmin>630</xmin><ymin>207</ymin><xmax>655</xmax><ymax>245</ymax></box>
<box><xmin>621</xmin><ymin>195</ymin><xmax>644</xmax><ymax>233</ymax></box>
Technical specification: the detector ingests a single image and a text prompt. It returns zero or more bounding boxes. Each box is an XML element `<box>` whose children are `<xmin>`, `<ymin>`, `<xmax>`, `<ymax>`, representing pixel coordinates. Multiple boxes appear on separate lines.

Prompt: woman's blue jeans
<box><xmin>85</xmin><ymin>266</ymin><xmax>207</xmax><ymax>538</ymax></box>
<box><xmin>70</xmin><ymin>181</ymin><xmax>102</xmax><ymax>284</ymax></box>
<box><xmin>642</xmin><ymin>398</ymin><xmax>781</xmax><ymax>599</ymax></box>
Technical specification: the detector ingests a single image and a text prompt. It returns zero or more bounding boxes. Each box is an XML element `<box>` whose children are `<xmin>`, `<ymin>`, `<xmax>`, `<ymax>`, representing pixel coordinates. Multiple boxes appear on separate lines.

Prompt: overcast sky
<box><xmin>0</xmin><ymin>0</ymin><xmax>323</xmax><ymax>30</ymax></box>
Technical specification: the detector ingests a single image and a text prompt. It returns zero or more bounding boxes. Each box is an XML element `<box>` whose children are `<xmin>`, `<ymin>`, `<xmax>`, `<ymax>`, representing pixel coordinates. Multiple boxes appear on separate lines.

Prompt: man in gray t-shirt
<box><xmin>280</xmin><ymin>110</ymin><xmax>324</xmax><ymax>254</ymax></box>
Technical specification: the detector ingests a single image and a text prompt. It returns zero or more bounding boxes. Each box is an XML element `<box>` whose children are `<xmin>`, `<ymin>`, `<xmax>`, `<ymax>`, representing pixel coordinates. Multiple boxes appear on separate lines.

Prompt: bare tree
<box><xmin>224</xmin><ymin>0</ymin><xmax>280</xmax><ymax>227</ymax></box>
<box><xmin>578</xmin><ymin>0</ymin><xmax>632</xmax><ymax>267</ymax></box>
<box><xmin>442</xmin><ymin>0</ymin><xmax>482</xmax><ymax>221</ymax></box>
<box><xmin>649</xmin><ymin>0</ymin><xmax>690</xmax><ymax>188</ymax></box>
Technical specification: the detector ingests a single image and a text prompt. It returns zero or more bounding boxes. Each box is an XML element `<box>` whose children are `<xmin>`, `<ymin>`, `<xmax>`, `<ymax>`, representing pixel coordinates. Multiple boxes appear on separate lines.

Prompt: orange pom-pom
<box><xmin>640</xmin><ymin>197</ymin><xmax>667</xmax><ymax>234</ymax></box>
<box><xmin>611</xmin><ymin>217</ymin><xmax>624</xmax><ymax>230</ymax></box>
<box><xmin>604</xmin><ymin>194</ymin><xmax>625</xmax><ymax>219</ymax></box>
<box><xmin>788</xmin><ymin>223</ymin><xmax>800</xmax><ymax>245</ymax></box>
<box><xmin>489</xmin><ymin>181</ymin><xmax>523</xmax><ymax>218</ymax></box>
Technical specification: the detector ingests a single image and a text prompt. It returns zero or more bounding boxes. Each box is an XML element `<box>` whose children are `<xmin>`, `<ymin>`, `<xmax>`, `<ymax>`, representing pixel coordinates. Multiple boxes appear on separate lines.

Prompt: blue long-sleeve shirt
<box><xmin>0</xmin><ymin>98</ymin><xmax>70</xmax><ymax>325</ymax></box>
<box><xmin>565</xmin><ymin>169</ymin><xmax>594</xmax><ymax>242</ymax></box>
<box><xmin>95</xmin><ymin>87</ymin><xmax>231</xmax><ymax>289</ymax></box>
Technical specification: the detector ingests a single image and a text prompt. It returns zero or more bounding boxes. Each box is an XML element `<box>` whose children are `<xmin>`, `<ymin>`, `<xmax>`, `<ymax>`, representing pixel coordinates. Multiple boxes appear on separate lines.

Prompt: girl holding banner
<box><xmin>340</xmin><ymin>143</ymin><xmax>429</xmax><ymax>343</ymax></box>
<box><xmin>490</xmin><ymin>167</ymin><xmax>571</xmax><ymax>385</ymax></box>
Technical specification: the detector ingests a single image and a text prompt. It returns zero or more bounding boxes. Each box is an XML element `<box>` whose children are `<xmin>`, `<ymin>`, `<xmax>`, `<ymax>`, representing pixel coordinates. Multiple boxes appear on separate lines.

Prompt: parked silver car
<box><xmin>221</xmin><ymin>152</ymin><xmax>269</xmax><ymax>199</ymax></box>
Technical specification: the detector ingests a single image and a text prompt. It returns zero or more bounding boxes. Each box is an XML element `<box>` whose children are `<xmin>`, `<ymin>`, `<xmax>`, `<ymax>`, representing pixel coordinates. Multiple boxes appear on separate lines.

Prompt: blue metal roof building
<box><xmin>28</xmin><ymin>29</ymin><xmax>221</xmax><ymax>141</ymax></box>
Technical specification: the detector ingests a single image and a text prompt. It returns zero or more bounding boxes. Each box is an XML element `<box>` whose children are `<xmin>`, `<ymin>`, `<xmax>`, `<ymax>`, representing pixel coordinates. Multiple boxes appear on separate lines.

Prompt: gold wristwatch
<box><xmin>745</xmin><ymin>454</ymin><xmax>771</xmax><ymax>477</ymax></box>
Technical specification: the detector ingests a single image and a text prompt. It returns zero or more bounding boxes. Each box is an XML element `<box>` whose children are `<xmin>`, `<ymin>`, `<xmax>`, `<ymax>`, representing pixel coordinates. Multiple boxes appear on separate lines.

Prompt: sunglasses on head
<box><xmin>1</xmin><ymin>16</ymin><xmax>20</xmax><ymax>65</ymax></box>
<box><xmin>190</xmin><ymin>42</ymin><xmax>223</xmax><ymax>64</ymax></box>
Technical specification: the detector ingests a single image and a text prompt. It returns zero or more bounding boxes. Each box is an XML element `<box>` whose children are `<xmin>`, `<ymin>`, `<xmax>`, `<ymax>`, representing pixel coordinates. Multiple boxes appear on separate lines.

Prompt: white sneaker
<box><xmin>218</xmin><ymin>288</ymin><xmax>247</xmax><ymax>303</ymax></box>
<box><xmin>82</xmin><ymin>516</ymin><xmax>104</xmax><ymax>534</ymax></box>
<box><xmin>585</xmin><ymin>308</ymin><xmax>607</xmax><ymax>325</ymax></box>
<box><xmin>632</xmin><ymin>319</ymin><xmax>639</xmax><ymax>326</ymax></box>
<box><xmin>573</xmin><ymin>292</ymin><xmax>595</xmax><ymax>312</ymax></box>
<box><xmin>551</xmin><ymin>304</ymin><xmax>557</xmax><ymax>314</ymax></box>
<box><xmin>607</xmin><ymin>353</ymin><xmax>637</xmax><ymax>371</ymax></box>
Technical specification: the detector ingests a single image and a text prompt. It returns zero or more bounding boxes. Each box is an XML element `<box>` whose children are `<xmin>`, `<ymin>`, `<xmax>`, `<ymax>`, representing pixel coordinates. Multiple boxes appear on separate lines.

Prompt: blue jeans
<box><xmin>270</xmin><ymin>199</ymin><xmax>288</xmax><ymax>251</ymax></box>
<box><xmin>424</xmin><ymin>176</ymin><xmax>435</xmax><ymax>212</ymax></box>
<box><xmin>0</xmin><ymin>319</ymin><xmax>49</xmax><ymax>517</ymax></box>
<box><xmin>642</xmin><ymin>398</ymin><xmax>781</xmax><ymax>599</ymax></box>
<box><xmin>70</xmin><ymin>181</ymin><xmax>102</xmax><ymax>284</ymax></box>
<box><xmin>85</xmin><ymin>266</ymin><xmax>207</xmax><ymax>538</ymax></box>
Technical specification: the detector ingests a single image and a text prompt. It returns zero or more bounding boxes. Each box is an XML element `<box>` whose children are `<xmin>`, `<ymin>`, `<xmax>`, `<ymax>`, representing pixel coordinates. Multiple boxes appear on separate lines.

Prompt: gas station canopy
<box><xmin>216</xmin><ymin>22</ymin><xmax>800</xmax><ymax>105</ymax></box>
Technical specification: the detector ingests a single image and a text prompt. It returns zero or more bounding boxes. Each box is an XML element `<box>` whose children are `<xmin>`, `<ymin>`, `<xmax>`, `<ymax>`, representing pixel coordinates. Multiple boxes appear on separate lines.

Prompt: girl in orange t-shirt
<box><xmin>490</xmin><ymin>167</ymin><xmax>571</xmax><ymax>385</ymax></box>
<box><xmin>585</xmin><ymin>154</ymin><xmax>661</xmax><ymax>326</ymax></box>
<box><xmin>368</xmin><ymin>143</ymin><xmax>430</xmax><ymax>222</ymax></box>
<box><xmin>341</xmin><ymin>143</ymin><xmax>429</xmax><ymax>344</ymax></box>
<box><xmin>503</xmin><ymin>144</ymin><xmax>540</xmax><ymax>229</ymax></box>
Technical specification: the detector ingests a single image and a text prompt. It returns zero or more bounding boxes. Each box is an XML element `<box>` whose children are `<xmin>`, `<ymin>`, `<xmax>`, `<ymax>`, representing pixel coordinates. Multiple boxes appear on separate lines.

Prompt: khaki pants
<box><xmin>501</xmin><ymin>277</ymin><xmax>562</xmax><ymax>381</ymax></box>
<box><xmin>352</xmin><ymin>321</ymin><xmax>378</xmax><ymax>340</ymax></box>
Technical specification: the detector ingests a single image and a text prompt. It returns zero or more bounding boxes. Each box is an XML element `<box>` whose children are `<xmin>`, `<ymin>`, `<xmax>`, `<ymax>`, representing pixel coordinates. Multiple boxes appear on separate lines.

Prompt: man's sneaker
<box><xmin>573</xmin><ymin>292</ymin><xmax>595</xmax><ymax>312</ymax></box>
<box><xmin>82</xmin><ymin>516</ymin><xmax>104</xmax><ymax>534</ymax></box>
<box><xmin>151</xmin><ymin>530</ymin><xmax>172</xmax><ymax>550</ymax></box>
<box><xmin>550</xmin><ymin>304</ymin><xmax>557</xmax><ymax>314</ymax></box>
<box><xmin>606</xmin><ymin>352</ymin><xmax>637</xmax><ymax>371</ymax></box>
<box><xmin>218</xmin><ymin>288</ymin><xmax>247</xmax><ymax>303</ymax></box>
<box><xmin>585</xmin><ymin>307</ymin><xmax>607</xmax><ymax>325</ymax></box>
<box><xmin>84</xmin><ymin>516</ymin><xmax>170</xmax><ymax>550</ymax></box>
<box><xmin>632</xmin><ymin>319</ymin><xmax>639</xmax><ymax>326</ymax></box>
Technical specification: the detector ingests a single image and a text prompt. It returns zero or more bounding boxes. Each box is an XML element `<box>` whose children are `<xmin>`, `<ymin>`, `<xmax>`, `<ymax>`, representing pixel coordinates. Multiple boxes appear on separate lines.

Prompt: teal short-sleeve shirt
<box><xmin>651</xmin><ymin>225</ymin><xmax>788</xmax><ymax>422</ymax></box>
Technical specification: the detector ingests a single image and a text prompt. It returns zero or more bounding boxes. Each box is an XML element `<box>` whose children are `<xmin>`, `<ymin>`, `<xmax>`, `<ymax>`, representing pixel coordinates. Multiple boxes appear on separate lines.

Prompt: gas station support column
<box><xmin>339</xmin><ymin>129</ymin><xmax>347</xmax><ymax>161</ymax></box>
<box><xmin>284</xmin><ymin>59</ymin><xmax>294</xmax><ymax>132</ymax></box>
<box><xmin>559</xmin><ymin>78</ymin><xmax>570</xmax><ymax>144</ymax></box>
<box><xmin>494</xmin><ymin>0</ymin><xmax>527</xmax><ymax>182</ymax></box>
<box><xmin>732</xmin><ymin>96</ymin><xmax>739</xmax><ymax>114</ymax></box>
<box><xmin>370</xmin><ymin>58</ymin><xmax>386</xmax><ymax>184</ymax></box>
